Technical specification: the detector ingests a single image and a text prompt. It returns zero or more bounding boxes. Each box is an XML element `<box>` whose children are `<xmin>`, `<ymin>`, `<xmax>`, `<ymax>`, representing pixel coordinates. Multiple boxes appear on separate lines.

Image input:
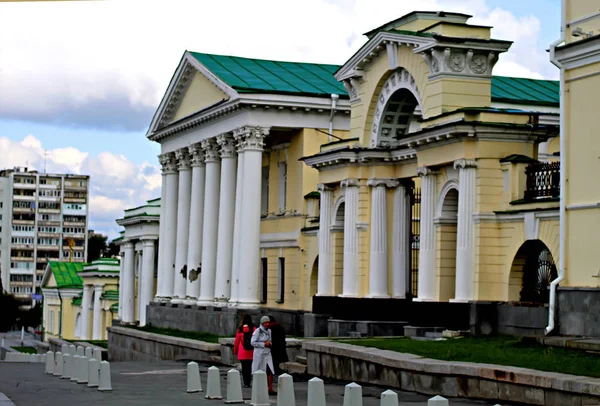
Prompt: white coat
<box><xmin>251</xmin><ymin>325</ymin><xmax>275</xmax><ymax>374</ymax></box>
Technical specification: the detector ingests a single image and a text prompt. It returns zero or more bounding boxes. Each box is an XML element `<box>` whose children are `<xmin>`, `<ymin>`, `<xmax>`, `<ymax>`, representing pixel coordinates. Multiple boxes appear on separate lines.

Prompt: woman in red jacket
<box><xmin>233</xmin><ymin>314</ymin><xmax>255</xmax><ymax>387</ymax></box>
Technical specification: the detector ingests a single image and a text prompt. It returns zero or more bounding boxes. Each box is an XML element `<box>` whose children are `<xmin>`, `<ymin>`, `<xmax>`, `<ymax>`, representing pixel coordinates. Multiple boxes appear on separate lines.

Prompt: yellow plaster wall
<box><xmin>436</xmin><ymin>224</ymin><xmax>457</xmax><ymax>301</ymax></box>
<box><xmin>565</xmin><ymin>4</ymin><xmax>600</xmax><ymax>45</ymax></box>
<box><xmin>421</xmin><ymin>24</ymin><xmax>491</xmax><ymax>39</ymax></box>
<box><xmin>260</xmin><ymin>248</ymin><xmax>303</xmax><ymax>311</ymax></box>
<box><xmin>172</xmin><ymin>71</ymin><xmax>228</xmax><ymax>122</ymax></box>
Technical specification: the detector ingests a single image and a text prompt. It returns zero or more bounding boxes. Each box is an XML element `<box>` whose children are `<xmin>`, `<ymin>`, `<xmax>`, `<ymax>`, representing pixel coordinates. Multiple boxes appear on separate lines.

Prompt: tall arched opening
<box><xmin>437</xmin><ymin>187</ymin><xmax>459</xmax><ymax>301</ymax></box>
<box><xmin>509</xmin><ymin>240</ymin><xmax>557</xmax><ymax>304</ymax></box>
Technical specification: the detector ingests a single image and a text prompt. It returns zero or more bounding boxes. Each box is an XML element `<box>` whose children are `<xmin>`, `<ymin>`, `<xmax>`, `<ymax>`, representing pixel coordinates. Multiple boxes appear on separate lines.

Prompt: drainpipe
<box><xmin>328</xmin><ymin>94</ymin><xmax>339</xmax><ymax>142</ymax></box>
<box><xmin>546</xmin><ymin>0</ymin><xmax>566</xmax><ymax>335</ymax></box>
<box><xmin>57</xmin><ymin>289</ymin><xmax>63</xmax><ymax>338</ymax></box>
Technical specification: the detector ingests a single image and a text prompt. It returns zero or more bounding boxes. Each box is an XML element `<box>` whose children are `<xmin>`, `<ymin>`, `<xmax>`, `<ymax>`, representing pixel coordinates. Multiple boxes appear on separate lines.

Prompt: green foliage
<box><xmin>128</xmin><ymin>325</ymin><xmax>221</xmax><ymax>344</ymax></box>
<box><xmin>13</xmin><ymin>346</ymin><xmax>37</xmax><ymax>354</ymax></box>
<box><xmin>340</xmin><ymin>336</ymin><xmax>600</xmax><ymax>378</ymax></box>
<box><xmin>87</xmin><ymin>233</ymin><xmax>108</xmax><ymax>262</ymax></box>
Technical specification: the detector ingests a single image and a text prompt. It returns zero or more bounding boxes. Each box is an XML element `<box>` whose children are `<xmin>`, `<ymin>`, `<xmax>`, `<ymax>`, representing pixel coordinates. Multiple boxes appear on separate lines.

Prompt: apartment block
<box><xmin>0</xmin><ymin>166</ymin><xmax>89</xmax><ymax>307</ymax></box>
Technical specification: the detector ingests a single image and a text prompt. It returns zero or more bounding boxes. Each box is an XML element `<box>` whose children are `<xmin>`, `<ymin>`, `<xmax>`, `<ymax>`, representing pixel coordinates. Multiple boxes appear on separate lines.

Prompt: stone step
<box><xmin>295</xmin><ymin>355</ymin><xmax>307</xmax><ymax>365</ymax></box>
<box><xmin>403</xmin><ymin>326</ymin><xmax>446</xmax><ymax>337</ymax></box>
<box><xmin>280</xmin><ymin>361</ymin><xmax>307</xmax><ymax>375</ymax></box>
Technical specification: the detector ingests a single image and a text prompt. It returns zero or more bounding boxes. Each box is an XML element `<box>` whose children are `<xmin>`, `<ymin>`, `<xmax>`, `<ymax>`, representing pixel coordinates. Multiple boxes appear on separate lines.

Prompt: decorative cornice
<box><xmin>341</xmin><ymin>178</ymin><xmax>359</xmax><ymax>188</ymax></box>
<box><xmin>216</xmin><ymin>133</ymin><xmax>236</xmax><ymax>158</ymax></box>
<box><xmin>420</xmin><ymin>47</ymin><xmax>503</xmax><ymax>80</ymax></box>
<box><xmin>553</xmin><ymin>36</ymin><xmax>600</xmax><ymax>70</ymax></box>
<box><xmin>175</xmin><ymin>148</ymin><xmax>191</xmax><ymax>171</ymax></box>
<box><xmin>302</xmin><ymin>147</ymin><xmax>417</xmax><ymax>170</ymax></box>
<box><xmin>188</xmin><ymin>143</ymin><xmax>205</xmax><ymax>167</ymax></box>
<box><xmin>453</xmin><ymin>159</ymin><xmax>478</xmax><ymax>170</ymax></box>
<box><xmin>317</xmin><ymin>183</ymin><xmax>334</xmax><ymax>192</ymax></box>
<box><xmin>417</xmin><ymin>166</ymin><xmax>437</xmax><ymax>177</ymax></box>
<box><xmin>158</xmin><ymin>152</ymin><xmax>177</xmax><ymax>174</ymax></box>
<box><xmin>201</xmin><ymin>139</ymin><xmax>220</xmax><ymax>163</ymax></box>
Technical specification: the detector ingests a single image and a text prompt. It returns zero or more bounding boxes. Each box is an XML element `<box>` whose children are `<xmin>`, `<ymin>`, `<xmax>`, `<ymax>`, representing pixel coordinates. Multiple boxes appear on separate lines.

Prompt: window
<box><xmin>278</xmin><ymin>163</ymin><xmax>287</xmax><ymax>213</ymax></box>
<box><xmin>261</xmin><ymin>166</ymin><xmax>269</xmax><ymax>216</ymax></box>
<box><xmin>260</xmin><ymin>257</ymin><xmax>268</xmax><ymax>303</ymax></box>
<box><xmin>277</xmin><ymin>257</ymin><xmax>285</xmax><ymax>303</ymax></box>
<box><xmin>10</xmin><ymin>274</ymin><xmax>33</xmax><ymax>282</ymax></box>
<box><xmin>10</xmin><ymin>262</ymin><xmax>33</xmax><ymax>269</ymax></box>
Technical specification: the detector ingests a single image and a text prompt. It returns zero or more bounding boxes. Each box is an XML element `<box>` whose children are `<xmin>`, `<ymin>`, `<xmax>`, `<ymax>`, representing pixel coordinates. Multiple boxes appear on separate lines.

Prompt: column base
<box><xmin>153</xmin><ymin>296</ymin><xmax>171</xmax><ymax>303</ymax></box>
<box><xmin>338</xmin><ymin>294</ymin><xmax>359</xmax><ymax>298</ymax></box>
<box><xmin>315</xmin><ymin>292</ymin><xmax>335</xmax><ymax>297</ymax></box>
<box><xmin>449</xmin><ymin>298</ymin><xmax>471</xmax><ymax>303</ymax></box>
<box><xmin>412</xmin><ymin>297</ymin><xmax>438</xmax><ymax>302</ymax></box>
<box><xmin>391</xmin><ymin>295</ymin><xmax>407</xmax><ymax>299</ymax></box>
<box><xmin>183</xmin><ymin>297</ymin><xmax>198</xmax><ymax>305</ymax></box>
<box><xmin>366</xmin><ymin>295</ymin><xmax>391</xmax><ymax>299</ymax></box>
<box><xmin>211</xmin><ymin>300</ymin><xmax>229</xmax><ymax>308</ymax></box>
<box><xmin>170</xmin><ymin>297</ymin><xmax>185</xmax><ymax>305</ymax></box>
<box><xmin>196</xmin><ymin>298</ymin><xmax>215</xmax><ymax>306</ymax></box>
<box><xmin>235</xmin><ymin>301</ymin><xmax>261</xmax><ymax>309</ymax></box>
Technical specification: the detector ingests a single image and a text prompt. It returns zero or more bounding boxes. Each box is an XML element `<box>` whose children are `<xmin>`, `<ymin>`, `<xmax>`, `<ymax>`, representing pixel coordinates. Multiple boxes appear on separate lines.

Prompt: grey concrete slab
<box><xmin>0</xmin><ymin>360</ymin><xmax>509</xmax><ymax>406</ymax></box>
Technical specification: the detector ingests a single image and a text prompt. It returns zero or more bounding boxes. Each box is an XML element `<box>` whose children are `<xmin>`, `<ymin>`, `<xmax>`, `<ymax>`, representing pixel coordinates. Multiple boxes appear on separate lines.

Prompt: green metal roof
<box><xmin>101</xmin><ymin>290</ymin><xmax>119</xmax><ymax>300</ymax></box>
<box><xmin>48</xmin><ymin>261</ymin><xmax>83</xmax><ymax>289</ymax></box>
<box><xmin>189</xmin><ymin>52</ymin><xmax>347</xmax><ymax>98</ymax></box>
<box><xmin>110</xmin><ymin>303</ymin><xmax>118</xmax><ymax>312</ymax></box>
<box><xmin>189</xmin><ymin>52</ymin><xmax>558</xmax><ymax>107</ymax></box>
<box><xmin>72</xmin><ymin>296</ymin><xmax>82</xmax><ymax>306</ymax></box>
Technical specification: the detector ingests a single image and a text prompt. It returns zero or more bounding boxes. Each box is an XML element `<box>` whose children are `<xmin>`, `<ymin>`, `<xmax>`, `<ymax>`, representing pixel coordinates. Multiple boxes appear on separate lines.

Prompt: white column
<box><xmin>140</xmin><ymin>239</ymin><xmax>156</xmax><ymax>326</ymax></box>
<box><xmin>80</xmin><ymin>285</ymin><xmax>92</xmax><ymax>340</ymax></box>
<box><xmin>341</xmin><ymin>179</ymin><xmax>359</xmax><ymax>297</ymax></box>
<box><xmin>229</xmin><ymin>131</ymin><xmax>246</xmax><ymax>303</ymax></box>
<box><xmin>317</xmin><ymin>184</ymin><xmax>334</xmax><ymax>296</ymax></box>
<box><xmin>121</xmin><ymin>241</ymin><xmax>135</xmax><ymax>323</ymax></box>
<box><xmin>198</xmin><ymin>139</ymin><xmax>222</xmax><ymax>303</ymax></box>
<box><xmin>92</xmin><ymin>285</ymin><xmax>103</xmax><ymax>340</ymax></box>
<box><xmin>391</xmin><ymin>183</ymin><xmax>410</xmax><ymax>298</ymax></box>
<box><xmin>214</xmin><ymin>134</ymin><xmax>237</xmax><ymax>301</ymax></box>
<box><xmin>185</xmin><ymin>143</ymin><xmax>206</xmax><ymax>303</ymax></box>
<box><xmin>367</xmin><ymin>179</ymin><xmax>397</xmax><ymax>298</ymax></box>
<box><xmin>118</xmin><ymin>250</ymin><xmax>124</xmax><ymax>315</ymax></box>
<box><xmin>453</xmin><ymin>159</ymin><xmax>477</xmax><ymax>302</ymax></box>
<box><xmin>160</xmin><ymin>152</ymin><xmax>179</xmax><ymax>299</ymax></box>
<box><xmin>154</xmin><ymin>155</ymin><xmax>169</xmax><ymax>300</ymax></box>
<box><xmin>172</xmin><ymin>148</ymin><xmax>192</xmax><ymax>303</ymax></box>
<box><xmin>238</xmin><ymin>126</ymin><xmax>268</xmax><ymax>305</ymax></box>
<box><xmin>416</xmin><ymin>167</ymin><xmax>437</xmax><ymax>301</ymax></box>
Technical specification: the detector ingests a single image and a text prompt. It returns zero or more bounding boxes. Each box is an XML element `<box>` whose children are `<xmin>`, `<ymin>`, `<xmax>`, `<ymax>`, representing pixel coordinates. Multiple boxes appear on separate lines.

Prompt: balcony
<box><xmin>10</xmin><ymin>257</ymin><xmax>34</xmax><ymax>262</ymax></box>
<box><xmin>13</xmin><ymin>207</ymin><xmax>34</xmax><ymax>214</ymax></box>
<box><xmin>63</xmin><ymin>197</ymin><xmax>86</xmax><ymax>204</ymax></box>
<box><xmin>13</xmin><ymin>182</ymin><xmax>36</xmax><ymax>189</ymax></box>
<box><xmin>38</xmin><ymin>195</ymin><xmax>60</xmax><ymax>202</ymax></box>
<box><xmin>10</xmin><ymin>244</ymin><xmax>34</xmax><ymax>250</ymax></box>
<box><xmin>524</xmin><ymin>161</ymin><xmax>560</xmax><ymax>200</ymax></box>
<box><xmin>39</xmin><ymin>208</ymin><xmax>61</xmax><ymax>214</ymax></box>
<box><xmin>38</xmin><ymin>220</ymin><xmax>61</xmax><ymax>227</ymax></box>
<box><xmin>63</xmin><ymin>221</ymin><xmax>85</xmax><ymax>227</ymax></box>
<box><xmin>64</xmin><ymin>184</ymin><xmax>87</xmax><ymax>191</ymax></box>
<box><xmin>12</xmin><ymin>219</ymin><xmax>35</xmax><ymax>226</ymax></box>
<box><xmin>500</xmin><ymin>156</ymin><xmax>560</xmax><ymax>211</ymax></box>
<box><xmin>37</xmin><ymin>244</ymin><xmax>60</xmax><ymax>251</ymax></box>
<box><xmin>13</xmin><ymin>195</ymin><xmax>35</xmax><ymax>202</ymax></box>
<box><xmin>38</xmin><ymin>232</ymin><xmax>61</xmax><ymax>238</ymax></box>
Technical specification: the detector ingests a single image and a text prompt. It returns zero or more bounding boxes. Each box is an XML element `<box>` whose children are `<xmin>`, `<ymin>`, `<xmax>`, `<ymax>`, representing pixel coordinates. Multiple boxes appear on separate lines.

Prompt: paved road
<box><xmin>0</xmin><ymin>361</ymin><xmax>511</xmax><ymax>405</ymax></box>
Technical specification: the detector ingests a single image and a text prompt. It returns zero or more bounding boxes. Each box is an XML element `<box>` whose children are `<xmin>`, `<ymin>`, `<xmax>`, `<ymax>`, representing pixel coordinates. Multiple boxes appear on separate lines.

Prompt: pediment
<box><xmin>147</xmin><ymin>52</ymin><xmax>238</xmax><ymax>136</ymax></box>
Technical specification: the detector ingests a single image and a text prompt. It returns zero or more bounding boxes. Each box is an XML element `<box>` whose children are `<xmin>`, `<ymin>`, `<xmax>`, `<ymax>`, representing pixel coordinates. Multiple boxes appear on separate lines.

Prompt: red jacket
<box><xmin>233</xmin><ymin>325</ymin><xmax>256</xmax><ymax>360</ymax></box>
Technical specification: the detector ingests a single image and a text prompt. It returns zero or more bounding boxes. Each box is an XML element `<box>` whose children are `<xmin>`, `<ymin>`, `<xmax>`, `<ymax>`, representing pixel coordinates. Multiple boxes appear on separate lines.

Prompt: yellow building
<box><xmin>137</xmin><ymin>10</ymin><xmax>568</xmax><ymax>337</ymax></box>
<box><xmin>549</xmin><ymin>1</ymin><xmax>600</xmax><ymax>335</ymax></box>
<box><xmin>41</xmin><ymin>259</ymin><xmax>119</xmax><ymax>341</ymax></box>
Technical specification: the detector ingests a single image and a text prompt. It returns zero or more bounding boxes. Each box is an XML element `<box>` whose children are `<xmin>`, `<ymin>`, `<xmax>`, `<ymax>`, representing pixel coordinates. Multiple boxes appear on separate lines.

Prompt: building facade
<box><xmin>550</xmin><ymin>1</ymin><xmax>600</xmax><ymax>335</ymax></box>
<box><xmin>0</xmin><ymin>167</ymin><xmax>89</xmax><ymax>307</ymax></box>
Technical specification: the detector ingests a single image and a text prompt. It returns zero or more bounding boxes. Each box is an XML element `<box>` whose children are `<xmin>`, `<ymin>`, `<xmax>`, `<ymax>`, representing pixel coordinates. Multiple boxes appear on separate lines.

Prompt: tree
<box><xmin>87</xmin><ymin>233</ymin><xmax>108</xmax><ymax>262</ymax></box>
<box><xmin>105</xmin><ymin>240</ymin><xmax>120</xmax><ymax>258</ymax></box>
<box><xmin>0</xmin><ymin>266</ymin><xmax>19</xmax><ymax>332</ymax></box>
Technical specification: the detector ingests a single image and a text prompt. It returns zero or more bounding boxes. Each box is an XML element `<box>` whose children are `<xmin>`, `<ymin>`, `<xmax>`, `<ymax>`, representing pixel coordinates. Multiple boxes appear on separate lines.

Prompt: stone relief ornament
<box><xmin>470</xmin><ymin>54</ymin><xmax>488</xmax><ymax>74</ymax></box>
<box><xmin>201</xmin><ymin>139</ymin><xmax>220</xmax><ymax>162</ymax></box>
<box><xmin>216</xmin><ymin>134</ymin><xmax>236</xmax><ymax>158</ymax></box>
<box><xmin>188</xmin><ymin>143</ymin><xmax>205</xmax><ymax>166</ymax></box>
<box><xmin>449</xmin><ymin>53</ymin><xmax>466</xmax><ymax>72</ymax></box>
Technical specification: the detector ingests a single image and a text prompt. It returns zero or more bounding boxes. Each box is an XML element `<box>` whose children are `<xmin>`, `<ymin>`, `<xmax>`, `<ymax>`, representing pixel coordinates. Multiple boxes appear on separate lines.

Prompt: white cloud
<box><xmin>0</xmin><ymin>0</ymin><xmax>556</xmax><ymax>131</ymax></box>
<box><xmin>0</xmin><ymin>135</ymin><xmax>160</xmax><ymax>239</ymax></box>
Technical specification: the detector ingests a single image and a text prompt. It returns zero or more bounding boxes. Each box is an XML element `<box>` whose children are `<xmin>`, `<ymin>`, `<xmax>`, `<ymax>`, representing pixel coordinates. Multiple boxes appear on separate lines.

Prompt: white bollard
<box><xmin>343</xmin><ymin>382</ymin><xmax>363</xmax><ymax>406</ymax></box>
<box><xmin>307</xmin><ymin>377</ymin><xmax>326</xmax><ymax>406</ymax></box>
<box><xmin>61</xmin><ymin>354</ymin><xmax>71</xmax><ymax>379</ymax></box>
<box><xmin>77</xmin><ymin>356</ymin><xmax>89</xmax><ymax>384</ymax></box>
<box><xmin>92</xmin><ymin>348</ymin><xmax>102</xmax><ymax>361</ymax></box>
<box><xmin>98</xmin><ymin>361</ymin><xmax>112</xmax><ymax>391</ymax></box>
<box><xmin>53</xmin><ymin>352</ymin><xmax>63</xmax><ymax>376</ymax></box>
<box><xmin>225</xmin><ymin>369</ymin><xmax>243</xmax><ymax>404</ymax></box>
<box><xmin>45</xmin><ymin>351</ymin><xmax>54</xmax><ymax>374</ymax></box>
<box><xmin>71</xmin><ymin>356</ymin><xmax>81</xmax><ymax>382</ymax></box>
<box><xmin>277</xmin><ymin>373</ymin><xmax>296</xmax><ymax>406</ymax></box>
<box><xmin>85</xmin><ymin>347</ymin><xmax>93</xmax><ymax>359</ymax></box>
<box><xmin>205</xmin><ymin>366</ymin><xmax>223</xmax><ymax>399</ymax></box>
<box><xmin>250</xmin><ymin>370</ymin><xmax>270</xmax><ymax>406</ymax></box>
<box><xmin>88</xmin><ymin>358</ymin><xmax>100</xmax><ymax>388</ymax></box>
<box><xmin>380</xmin><ymin>389</ymin><xmax>399</xmax><ymax>406</ymax></box>
<box><xmin>428</xmin><ymin>396</ymin><xmax>449</xmax><ymax>406</ymax></box>
<box><xmin>61</xmin><ymin>344</ymin><xmax>68</xmax><ymax>354</ymax></box>
<box><xmin>186</xmin><ymin>361</ymin><xmax>203</xmax><ymax>393</ymax></box>
<box><xmin>76</xmin><ymin>346</ymin><xmax>84</xmax><ymax>357</ymax></box>
<box><xmin>68</xmin><ymin>344</ymin><xmax>76</xmax><ymax>355</ymax></box>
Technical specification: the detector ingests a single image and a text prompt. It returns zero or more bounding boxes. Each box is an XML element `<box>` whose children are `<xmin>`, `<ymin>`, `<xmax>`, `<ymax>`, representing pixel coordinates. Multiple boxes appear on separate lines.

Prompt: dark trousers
<box><xmin>240</xmin><ymin>360</ymin><xmax>252</xmax><ymax>386</ymax></box>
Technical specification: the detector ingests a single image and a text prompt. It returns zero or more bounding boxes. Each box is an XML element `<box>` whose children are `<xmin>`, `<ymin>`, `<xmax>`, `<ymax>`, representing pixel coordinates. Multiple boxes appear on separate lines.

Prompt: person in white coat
<box><xmin>251</xmin><ymin>315</ymin><xmax>276</xmax><ymax>394</ymax></box>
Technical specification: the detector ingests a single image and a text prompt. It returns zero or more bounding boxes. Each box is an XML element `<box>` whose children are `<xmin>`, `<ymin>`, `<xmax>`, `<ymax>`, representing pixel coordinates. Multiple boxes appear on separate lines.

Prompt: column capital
<box><xmin>93</xmin><ymin>285</ymin><xmax>103</xmax><ymax>292</ymax></box>
<box><xmin>453</xmin><ymin>159</ymin><xmax>478</xmax><ymax>170</ymax></box>
<box><xmin>417</xmin><ymin>166</ymin><xmax>438</xmax><ymax>177</ymax></box>
<box><xmin>188</xmin><ymin>143</ymin><xmax>205</xmax><ymax>167</ymax></box>
<box><xmin>317</xmin><ymin>183</ymin><xmax>334</xmax><ymax>192</ymax></box>
<box><xmin>201</xmin><ymin>138</ymin><xmax>220</xmax><ymax>163</ymax></box>
<box><xmin>242</xmin><ymin>126</ymin><xmax>269</xmax><ymax>152</ymax></box>
<box><xmin>141</xmin><ymin>238</ymin><xmax>157</xmax><ymax>246</ymax></box>
<box><xmin>122</xmin><ymin>240</ymin><xmax>135</xmax><ymax>250</ymax></box>
<box><xmin>175</xmin><ymin>148</ymin><xmax>191</xmax><ymax>171</ymax></box>
<box><xmin>158</xmin><ymin>152</ymin><xmax>177</xmax><ymax>174</ymax></box>
<box><xmin>216</xmin><ymin>133</ymin><xmax>237</xmax><ymax>158</ymax></box>
<box><xmin>367</xmin><ymin>178</ymin><xmax>400</xmax><ymax>188</ymax></box>
<box><xmin>341</xmin><ymin>178</ymin><xmax>359</xmax><ymax>188</ymax></box>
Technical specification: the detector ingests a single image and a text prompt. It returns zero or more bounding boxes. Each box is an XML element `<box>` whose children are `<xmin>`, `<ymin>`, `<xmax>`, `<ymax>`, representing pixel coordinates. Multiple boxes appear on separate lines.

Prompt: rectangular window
<box><xmin>261</xmin><ymin>166</ymin><xmax>269</xmax><ymax>216</ymax></box>
<box><xmin>277</xmin><ymin>257</ymin><xmax>285</xmax><ymax>303</ymax></box>
<box><xmin>260</xmin><ymin>257</ymin><xmax>268</xmax><ymax>303</ymax></box>
<box><xmin>278</xmin><ymin>163</ymin><xmax>287</xmax><ymax>213</ymax></box>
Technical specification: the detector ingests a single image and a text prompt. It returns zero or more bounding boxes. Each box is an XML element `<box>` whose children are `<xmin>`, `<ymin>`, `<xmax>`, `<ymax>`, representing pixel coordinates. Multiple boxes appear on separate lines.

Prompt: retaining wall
<box><xmin>304</xmin><ymin>340</ymin><xmax>600</xmax><ymax>406</ymax></box>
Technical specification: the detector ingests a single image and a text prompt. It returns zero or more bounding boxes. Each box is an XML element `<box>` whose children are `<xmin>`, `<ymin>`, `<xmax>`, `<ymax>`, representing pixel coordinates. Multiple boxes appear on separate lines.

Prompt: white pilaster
<box><xmin>453</xmin><ymin>159</ymin><xmax>477</xmax><ymax>302</ymax></box>
<box><xmin>317</xmin><ymin>183</ymin><xmax>334</xmax><ymax>296</ymax></box>
<box><xmin>118</xmin><ymin>251</ymin><xmax>124</xmax><ymax>315</ymax></box>
<box><xmin>391</xmin><ymin>184</ymin><xmax>410</xmax><ymax>298</ymax></box>
<box><xmin>367</xmin><ymin>179</ymin><xmax>397</xmax><ymax>298</ymax></box>
<box><xmin>198</xmin><ymin>139</ymin><xmax>221</xmax><ymax>303</ymax></box>
<box><xmin>80</xmin><ymin>285</ymin><xmax>92</xmax><ymax>340</ymax></box>
<box><xmin>161</xmin><ymin>153</ymin><xmax>179</xmax><ymax>299</ymax></box>
<box><xmin>92</xmin><ymin>285</ymin><xmax>103</xmax><ymax>340</ymax></box>
<box><xmin>140</xmin><ymin>239</ymin><xmax>156</xmax><ymax>326</ymax></box>
<box><xmin>121</xmin><ymin>241</ymin><xmax>135</xmax><ymax>323</ymax></box>
<box><xmin>341</xmin><ymin>178</ymin><xmax>359</xmax><ymax>297</ymax></box>
<box><xmin>172</xmin><ymin>148</ymin><xmax>192</xmax><ymax>303</ymax></box>
<box><xmin>229</xmin><ymin>130</ymin><xmax>246</xmax><ymax>303</ymax></box>
<box><xmin>416</xmin><ymin>167</ymin><xmax>437</xmax><ymax>301</ymax></box>
<box><xmin>185</xmin><ymin>144</ymin><xmax>205</xmax><ymax>303</ymax></box>
<box><xmin>155</xmin><ymin>163</ymin><xmax>167</xmax><ymax>300</ymax></box>
<box><xmin>214</xmin><ymin>134</ymin><xmax>237</xmax><ymax>301</ymax></box>
<box><xmin>237</xmin><ymin>126</ymin><xmax>268</xmax><ymax>305</ymax></box>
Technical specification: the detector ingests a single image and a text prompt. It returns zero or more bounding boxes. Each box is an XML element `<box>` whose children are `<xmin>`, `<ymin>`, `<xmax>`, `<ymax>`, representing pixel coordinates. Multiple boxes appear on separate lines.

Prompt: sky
<box><xmin>0</xmin><ymin>0</ymin><xmax>560</xmax><ymax>239</ymax></box>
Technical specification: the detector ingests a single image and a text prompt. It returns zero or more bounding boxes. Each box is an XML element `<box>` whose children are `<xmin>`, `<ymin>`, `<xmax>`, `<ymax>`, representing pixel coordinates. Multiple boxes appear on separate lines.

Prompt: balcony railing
<box><xmin>524</xmin><ymin>161</ymin><xmax>560</xmax><ymax>200</ymax></box>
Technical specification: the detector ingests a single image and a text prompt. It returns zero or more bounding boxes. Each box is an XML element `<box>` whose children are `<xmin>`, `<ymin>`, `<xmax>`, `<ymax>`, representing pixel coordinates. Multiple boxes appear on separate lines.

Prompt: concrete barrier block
<box><xmin>225</xmin><ymin>369</ymin><xmax>243</xmax><ymax>404</ymax></box>
<box><xmin>98</xmin><ymin>361</ymin><xmax>112</xmax><ymax>391</ymax></box>
<box><xmin>88</xmin><ymin>358</ymin><xmax>100</xmax><ymax>388</ymax></box>
<box><xmin>186</xmin><ymin>361</ymin><xmax>203</xmax><ymax>393</ymax></box>
<box><xmin>250</xmin><ymin>370</ymin><xmax>269</xmax><ymax>406</ymax></box>
<box><xmin>277</xmin><ymin>373</ymin><xmax>296</xmax><ymax>406</ymax></box>
<box><xmin>205</xmin><ymin>366</ymin><xmax>222</xmax><ymax>399</ymax></box>
<box><xmin>343</xmin><ymin>382</ymin><xmax>363</xmax><ymax>406</ymax></box>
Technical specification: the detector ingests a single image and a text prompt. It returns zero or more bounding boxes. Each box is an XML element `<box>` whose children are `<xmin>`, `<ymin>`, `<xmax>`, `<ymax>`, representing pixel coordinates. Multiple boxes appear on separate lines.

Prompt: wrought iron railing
<box><xmin>524</xmin><ymin>161</ymin><xmax>560</xmax><ymax>200</ymax></box>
